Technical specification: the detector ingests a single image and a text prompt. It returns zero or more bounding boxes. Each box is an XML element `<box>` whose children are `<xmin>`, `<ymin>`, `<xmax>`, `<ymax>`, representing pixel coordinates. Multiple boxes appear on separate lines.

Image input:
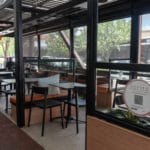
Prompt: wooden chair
<box><xmin>28</xmin><ymin>86</ymin><xmax>64</xmax><ymax>136</ymax></box>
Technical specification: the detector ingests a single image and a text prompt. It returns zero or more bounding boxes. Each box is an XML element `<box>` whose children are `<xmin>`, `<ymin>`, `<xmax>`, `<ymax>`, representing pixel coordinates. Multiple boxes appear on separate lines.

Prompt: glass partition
<box><xmin>139</xmin><ymin>14</ymin><xmax>150</xmax><ymax>64</ymax></box>
<box><xmin>97</xmin><ymin>18</ymin><xmax>131</xmax><ymax>62</ymax></box>
<box><xmin>74</xmin><ymin>26</ymin><xmax>87</xmax><ymax>65</ymax></box>
<box><xmin>40</xmin><ymin>30</ymin><xmax>70</xmax><ymax>59</ymax></box>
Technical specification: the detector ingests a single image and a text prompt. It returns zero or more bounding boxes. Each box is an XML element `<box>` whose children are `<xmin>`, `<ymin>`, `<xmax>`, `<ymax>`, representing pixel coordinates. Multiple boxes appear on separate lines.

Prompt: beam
<box><xmin>14</xmin><ymin>0</ymin><xmax>25</xmax><ymax>127</ymax></box>
<box><xmin>23</xmin><ymin>0</ymin><xmax>86</xmax><ymax>23</ymax></box>
<box><xmin>59</xmin><ymin>31</ymin><xmax>86</xmax><ymax>69</ymax></box>
<box><xmin>8</xmin><ymin>4</ymin><xmax>47</xmax><ymax>13</ymax></box>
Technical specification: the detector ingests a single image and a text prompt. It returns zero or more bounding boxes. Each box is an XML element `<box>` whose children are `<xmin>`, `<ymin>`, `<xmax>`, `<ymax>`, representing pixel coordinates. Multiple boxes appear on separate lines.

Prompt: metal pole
<box><xmin>14</xmin><ymin>0</ymin><xmax>25</xmax><ymax>127</ymax></box>
<box><xmin>86</xmin><ymin>0</ymin><xmax>98</xmax><ymax>115</ymax></box>
<box><xmin>37</xmin><ymin>34</ymin><xmax>41</xmax><ymax>69</ymax></box>
<box><xmin>70</xmin><ymin>26</ymin><xmax>75</xmax><ymax>81</ymax></box>
<box><xmin>130</xmin><ymin>1</ymin><xmax>140</xmax><ymax>78</ymax></box>
<box><xmin>70</xmin><ymin>27</ymin><xmax>74</xmax><ymax>59</ymax></box>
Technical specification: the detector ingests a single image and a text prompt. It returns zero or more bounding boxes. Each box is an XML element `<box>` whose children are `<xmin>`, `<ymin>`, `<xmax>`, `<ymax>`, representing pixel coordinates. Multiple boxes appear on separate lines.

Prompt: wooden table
<box><xmin>0</xmin><ymin>112</ymin><xmax>44</xmax><ymax>150</ymax></box>
<box><xmin>2</xmin><ymin>78</ymin><xmax>38</xmax><ymax>93</ymax></box>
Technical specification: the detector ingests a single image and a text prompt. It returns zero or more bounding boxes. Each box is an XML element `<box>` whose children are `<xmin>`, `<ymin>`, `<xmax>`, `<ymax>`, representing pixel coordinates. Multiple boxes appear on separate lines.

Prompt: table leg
<box><xmin>66</xmin><ymin>89</ymin><xmax>71</xmax><ymax>127</ymax></box>
<box><xmin>5</xmin><ymin>93</ymin><xmax>8</xmax><ymax>113</ymax></box>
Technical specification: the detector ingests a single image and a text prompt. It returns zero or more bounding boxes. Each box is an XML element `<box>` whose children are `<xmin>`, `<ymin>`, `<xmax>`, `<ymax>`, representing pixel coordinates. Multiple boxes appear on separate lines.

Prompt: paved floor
<box><xmin>0</xmin><ymin>112</ymin><xmax>44</xmax><ymax>150</ymax></box>
<box><xmin>23</xmin><ymin>120</ymin><xmax>85</xmax><ymax>150</ymax></box>
<box><xmin>0</xmin><ymin>94</ymin><xmax>86</xmax><ymax>150</ymax></box>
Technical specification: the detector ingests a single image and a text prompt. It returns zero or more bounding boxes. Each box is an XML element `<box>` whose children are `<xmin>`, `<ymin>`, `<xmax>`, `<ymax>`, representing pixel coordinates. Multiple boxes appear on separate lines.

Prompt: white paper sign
<box><xmin>123</xmin><ymin>79</ymin><xmax>150</xmax><ymax>116</ymax></box>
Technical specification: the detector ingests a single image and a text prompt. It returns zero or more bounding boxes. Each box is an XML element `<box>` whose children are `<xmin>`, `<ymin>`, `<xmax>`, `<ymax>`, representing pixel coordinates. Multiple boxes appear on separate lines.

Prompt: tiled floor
<box><xmin>0</xmin><ymin>94</ymin><xmax>86</xmax><ymax>150</ymax></box>
<box><xmin>23</xmin><ymin>119</ymin><xmax>85</xmax><ymax>150</ymax></box>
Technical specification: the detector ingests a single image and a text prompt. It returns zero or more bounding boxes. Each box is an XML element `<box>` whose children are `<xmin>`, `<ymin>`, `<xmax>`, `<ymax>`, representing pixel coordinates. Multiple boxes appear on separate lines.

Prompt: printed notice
<box><xmin>123</xmin><ymin>79</ymin><xmax>150</xmax><ymax>116</ymax></box>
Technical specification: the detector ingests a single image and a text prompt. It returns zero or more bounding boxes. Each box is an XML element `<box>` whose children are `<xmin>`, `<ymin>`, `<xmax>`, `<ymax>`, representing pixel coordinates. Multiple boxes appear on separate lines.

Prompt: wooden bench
<box><xmin>10</xmin><ymin>92</ymin><xmax>75</xmax><ymax>126</ymax></box>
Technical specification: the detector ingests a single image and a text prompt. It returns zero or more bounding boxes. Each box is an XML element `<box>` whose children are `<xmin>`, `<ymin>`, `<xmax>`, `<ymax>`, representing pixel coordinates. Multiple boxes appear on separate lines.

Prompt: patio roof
<box><xmin>0</xmin><ymin>0</ymin><xmax>119</xmax><ymax>36</ymax></box>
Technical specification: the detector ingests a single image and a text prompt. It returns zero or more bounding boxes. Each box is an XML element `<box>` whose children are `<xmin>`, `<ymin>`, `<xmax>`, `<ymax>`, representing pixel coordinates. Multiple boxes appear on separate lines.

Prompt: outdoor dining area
<box><xmin>0</xmin><ymin>0</ymin><xmax>150</xmax><ymax>150</ymax></box>
<box><xmin>0</xmin><ymin>58</ymin><xmax>86</xmax><ymax>149</ymax></box>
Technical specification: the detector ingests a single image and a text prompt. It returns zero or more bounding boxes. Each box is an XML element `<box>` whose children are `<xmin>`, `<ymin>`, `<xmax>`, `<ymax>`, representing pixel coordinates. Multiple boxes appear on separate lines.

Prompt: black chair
<box><xmin>28</xmin><ymin>86</ymin><xmax>64</xmax><ymax>136</ymax></box>
<box><xmin>4</xmin><ymin>89</ymin><xmax>16</xmax><ymax>113</ymax></box>
<box><xmin>63</xmin><ymin>87</ymin><xmax>86</xmax><ymax>134</ymax></box>
<box><xmin>0</xmin><ymin>81</ymin><xmax>10</xmax><ymax>94</ymax></box>
<box><xmin>113</xmin><ymin>79</ymin><xmax>129</xmax><ymax>108</ymax></box>
<box><xmin>0</xmin><ymin>80</ymin><xmax>16</xmax><ymax>113</ymax></box>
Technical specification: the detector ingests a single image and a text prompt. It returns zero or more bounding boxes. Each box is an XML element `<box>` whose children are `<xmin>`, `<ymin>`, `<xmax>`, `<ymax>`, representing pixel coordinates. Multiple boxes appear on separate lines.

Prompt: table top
<box><xmin>0</xmin><ymin>71</ymin><xmax>13</xmax><ymax>75</ymax></box>
<box><xmin>2</xmin><ymin>78</ymin><xmax>38</xmax><ymax>84</ymax></box>
<box><xmin>49</xmin><ymin>82</ymin><xmax>86</xmax><ymax>89</ymax></box>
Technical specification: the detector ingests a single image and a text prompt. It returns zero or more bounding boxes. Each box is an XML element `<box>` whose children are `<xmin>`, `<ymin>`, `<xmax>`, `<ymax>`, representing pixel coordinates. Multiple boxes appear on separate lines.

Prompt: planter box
<box><xmin>87</xmin><ymin>116</ymin><xmax>150</xmax><ymax>150</ymax></box>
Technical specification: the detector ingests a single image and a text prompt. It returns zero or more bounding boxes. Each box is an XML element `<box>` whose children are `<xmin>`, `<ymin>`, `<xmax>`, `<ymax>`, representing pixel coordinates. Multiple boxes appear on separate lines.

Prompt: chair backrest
<box><xmin>116</xmin><ymin>79</ymin><xmax>129</xmax><ymax>85</ymax></box>
<box><xmin>115</xmin><ymin>79</ymin><xmax>129</xmax><ymax>92</ymax></box>
<box><xmin>31</xmin><ymin>86</ymin><xmax>48</xmax><ymax>103</ymax></box>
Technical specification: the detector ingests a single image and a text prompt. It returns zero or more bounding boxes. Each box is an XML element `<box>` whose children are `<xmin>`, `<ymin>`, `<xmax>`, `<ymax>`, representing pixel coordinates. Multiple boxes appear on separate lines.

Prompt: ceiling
<box><xmin>0</xmin><ymin>0</ymin><xmax>119</xmax><ymax>36</ymax></box>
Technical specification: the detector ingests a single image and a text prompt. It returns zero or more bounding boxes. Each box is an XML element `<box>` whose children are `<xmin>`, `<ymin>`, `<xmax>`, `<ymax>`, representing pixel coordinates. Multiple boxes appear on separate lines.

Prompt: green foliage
<box><xmin>45</xmin><ymin>31</ymin><xmax>69</xmax><ymax>58</ymax></box>
<box><xmin>0</xmin><ymin>37</ymin><xmax>14</xmax><ymax>57</ymax></box>
<box><xmin>44</xmin><ymin>19</ymin><xmax>131</xmax><ymax>62</ymax></box>
<box><xmin>108</xmin><ymin>109</ymin><xmax>150</xmax><ymax>128</ymax></box>
<box><xmin>97</xmin><ymin>19</ymin><xmax>131</xmax><ymax>61</ymax></box>
<box><xmin>74</xmin><ymin>27</ymin><xmax>87</xmax><ymax>54</ymax></box>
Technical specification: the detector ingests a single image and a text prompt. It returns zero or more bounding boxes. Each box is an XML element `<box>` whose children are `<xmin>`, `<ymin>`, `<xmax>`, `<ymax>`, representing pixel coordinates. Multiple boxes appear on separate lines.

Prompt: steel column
<box><xmin>70</xmin><ymin>26</ymin><xmax>75</xmax><ymax>81</ymax></box>
<box><xmin>86</xmin><ymin>0</ymin><xmax>98</xmax><ymax>115</ymax></box>
<box><xmin>130</xmin><ymin>15</ymin><xmax>140</xmax><ymax>64</ymax></box>
<box><xmin>130</xmin><ymin>1</ymin><xmax>140</xmax><ymax>78</ymax></box>
<box><xmin>14</xmin><ymin>0</ymin><xmax>25</xmax><ymax>127</ymax></box>
<box><xmin>37</xmin><ymin>34</ymin><xmax>41</xmax><ymax>69</ymax></box>
<box><xmin>70</xmin><ymin>27</ymin><xmax>74</xmax><ymax>58</ymax></box>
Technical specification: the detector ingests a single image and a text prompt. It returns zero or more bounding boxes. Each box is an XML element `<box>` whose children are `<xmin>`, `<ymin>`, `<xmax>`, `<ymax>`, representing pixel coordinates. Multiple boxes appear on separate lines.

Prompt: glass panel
<box><xmin>139</xmin><ymin>14</ymin><xmax>150</xmax><ymax>64</ymax></box>
<box><xmin>97</xmin><ymin>18</ymin><xmax>131</xmax><ymax>62</ymax></box>
<box><xmin>0</xmin><ymin>37</ymin><xmax>14</xmax><ymax>69</ymax></box>
<box><xmin>40</xmin><ymin>30</ymin><xmax>69</xmax><ymax>59</ymax></box>
<box><xmin>96</xmin><ymin>68</ymin><xmax>150</xmax><ymax>133</ymax></box>
<box><xmin>74</xmin><ymin>26</ymin><xmax>87</xmax><ymax>65</ymax></box>
<box><xmin>23</xmin><ymin>35</ymin><xmax>38</xmax><ymax>57</ymax></box>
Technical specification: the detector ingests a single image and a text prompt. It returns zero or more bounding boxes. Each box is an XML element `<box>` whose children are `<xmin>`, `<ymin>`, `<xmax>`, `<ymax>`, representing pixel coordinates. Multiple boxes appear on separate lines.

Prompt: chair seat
<box><xmin>66</xmin><ymin>98</ymin><xmax>86</xmax><ymax>107</ymax></box>
<box><xmin>34</xmin><ymin>100</ymin><xmax>61</xmax><ymax>109</ymax></box>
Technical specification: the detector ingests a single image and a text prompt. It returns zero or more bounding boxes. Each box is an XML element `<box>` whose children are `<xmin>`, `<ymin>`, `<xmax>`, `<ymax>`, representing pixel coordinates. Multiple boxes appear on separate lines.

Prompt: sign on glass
<box><xmin>123</xmin><ymin>79</ymin><xmax>150</xmax><ymax>116</ymax></box>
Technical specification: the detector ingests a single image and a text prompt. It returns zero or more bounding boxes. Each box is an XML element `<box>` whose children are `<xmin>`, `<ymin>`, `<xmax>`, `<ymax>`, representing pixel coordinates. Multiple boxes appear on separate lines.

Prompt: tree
<box><xmin>97</xmin><ymin>19</ymin><xmax>131</xmax><ymax>61</ymax></box>
<box><xmin>0</xmin><ymin>37</ymin><xmax>14</xmax><ymax>58</ymax></box>
<box><xmin>44</xmin><ymin>31</ymin><xmax>69</xmax><ymax>58</ymax></box>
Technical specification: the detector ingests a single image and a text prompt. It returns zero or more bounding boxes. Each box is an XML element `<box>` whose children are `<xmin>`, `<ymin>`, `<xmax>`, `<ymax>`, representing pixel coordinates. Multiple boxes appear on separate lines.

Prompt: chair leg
<box><xmin>5</xmin><ymin>93</ymin><xmax>8</xmax><ymax>113</ymax></box>
<box><xmin>60</xmin><ymin>105</ymin><xmax>64</xmax><ymax>129</ymax></box>
<box><xmin>75</xmin><ymin>105</ymin><xmax>79</xmax><ymax>134</ymax></box>
<box><xmin>113</xmin><ymin>93</ymin><xmax>116</xmax><ymax>108</ymax></box>
<box><xmin>28</xmin><ymin>106</ymin><xmax>32</xmax><ymax>127</ymax></box>
<box><xmin>41</xmin><ymin>109</ymin><xmax>46</xmax><ymax>136</ymax></box>
<box><xmin>65</xmin><ymin>103</ymin><xmax>69</xmax><ymax>128</ymax></box>
<box><xmin>4</xmin><ymin>85</ymin><xmax>6</xmax><ymax>91</ymax></box>
<box><xmin>75</xmin><ymin>91</ymin><xmax>79</xmax><ymax>134</ymax></box>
